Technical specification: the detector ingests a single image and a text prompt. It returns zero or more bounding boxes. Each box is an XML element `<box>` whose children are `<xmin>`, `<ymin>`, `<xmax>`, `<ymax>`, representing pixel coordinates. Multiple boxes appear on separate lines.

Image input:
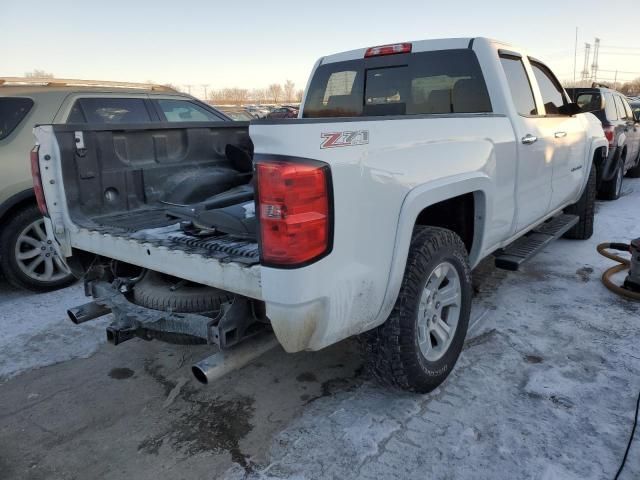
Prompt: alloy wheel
<box><xmin>416</xmin><ymin>261</ymin><xmax>462</xmax><ymax>361</ymax></box>
<box><xmin>14</xmin><ymin>218</ymin><xmax>70</xmax><ymax>282</ymax></box>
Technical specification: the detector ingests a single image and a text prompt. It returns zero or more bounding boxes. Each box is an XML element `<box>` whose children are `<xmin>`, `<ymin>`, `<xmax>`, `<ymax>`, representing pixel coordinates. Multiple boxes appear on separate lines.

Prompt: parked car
<box><xmin>36</xmin><ymin>38</ymin><xmax>606</xmax><ymax>392</ymax></box>
<box><xmin>567</xmin><ymin>86</ymin><xmax>640</xmax><ymax>197</ymax></box>
<box><xmin>244</xmin><ymin>106</ymin><xmax>269</xmax><ymax>118</ymax></box>
<box><xmin>217</xmin><ymin>107</ymin><xmax>255</xmax><ymax>121</ymax></box>
<box><xmin>267</xmin><ymin>106</ymin><xmax>298</xmax><ymax>118</ymax></box>
<box><xmin>0</xmin><ymin>77</ymin><xmax>230</xmax><ymax>291</ymax></box>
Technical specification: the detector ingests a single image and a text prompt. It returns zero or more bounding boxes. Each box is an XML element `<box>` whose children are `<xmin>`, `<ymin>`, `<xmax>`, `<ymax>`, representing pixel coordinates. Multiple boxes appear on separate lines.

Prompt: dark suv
<box><xmin>567</xmin><ymin>86</ymin><xmax>640</xmax><ymax>199</ymax></box>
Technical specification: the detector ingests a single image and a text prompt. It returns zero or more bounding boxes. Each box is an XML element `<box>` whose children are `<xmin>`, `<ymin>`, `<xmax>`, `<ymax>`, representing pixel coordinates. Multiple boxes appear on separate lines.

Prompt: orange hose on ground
<box><xmin>597</xmin><ymin>243</ymin><xmax>640</xmax><ymax>301</ymax></box>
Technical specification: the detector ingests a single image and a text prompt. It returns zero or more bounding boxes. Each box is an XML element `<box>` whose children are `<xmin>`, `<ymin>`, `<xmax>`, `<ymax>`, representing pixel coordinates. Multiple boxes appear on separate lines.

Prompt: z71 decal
<box><xmin>320</xmin><ymin>130</ymin><xmax>369</xmax><ymax>149</ymax></box>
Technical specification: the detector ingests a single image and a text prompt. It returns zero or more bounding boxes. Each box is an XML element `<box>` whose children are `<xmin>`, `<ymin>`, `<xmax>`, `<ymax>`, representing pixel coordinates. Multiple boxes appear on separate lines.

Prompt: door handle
<box><xmin>522</xmin><ymin>134</ymin><xmax>538</xmax><ymax>145</ymax></box>
<box><xmin>554</xmin><ymin>131</ymin><xmax>567</xmax><ymax>138</ymax></box>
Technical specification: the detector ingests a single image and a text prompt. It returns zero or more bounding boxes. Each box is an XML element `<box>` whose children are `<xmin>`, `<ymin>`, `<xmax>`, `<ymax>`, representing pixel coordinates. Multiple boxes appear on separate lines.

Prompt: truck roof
<box><xmin>320</xmin><ymin>37</ymin><xmax>506</xmax><ymax>65</ymax></box>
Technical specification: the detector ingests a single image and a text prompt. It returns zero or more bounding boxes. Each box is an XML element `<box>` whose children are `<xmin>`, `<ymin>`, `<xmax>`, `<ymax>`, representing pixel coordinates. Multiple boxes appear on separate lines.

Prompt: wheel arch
<box><xmin>0</xmin><ymin>189</ymin><xmax>36</xmax><ymax>228</ymax></box>
<box><xmin>373</xmin><ymin>174</ymin><xmax>491</xmax><ymax>328</ymax></box>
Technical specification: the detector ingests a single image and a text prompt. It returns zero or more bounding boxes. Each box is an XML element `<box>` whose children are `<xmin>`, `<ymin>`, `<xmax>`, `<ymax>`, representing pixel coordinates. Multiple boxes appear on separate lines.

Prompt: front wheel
<box><xmin>361</xmin><ymin>226</ymin><xmax>472</xmax><ymax>393</ymax></box>
<box><xmin>563</xmin><ymin>163</ymin><xmax>596</xmax><ymax>240</ymax></box>
<box><xmin>0</xmin><ymin>204</ymin><xmax>76</xmax><ymax>291</ymax></box>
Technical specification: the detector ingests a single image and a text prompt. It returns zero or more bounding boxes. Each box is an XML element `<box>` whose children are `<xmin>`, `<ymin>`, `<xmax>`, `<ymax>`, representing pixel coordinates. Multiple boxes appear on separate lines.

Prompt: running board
<box><xmin>494</xmin><ymin>214</ymin><xmax>579</xmax><ymax>271</ymax></box>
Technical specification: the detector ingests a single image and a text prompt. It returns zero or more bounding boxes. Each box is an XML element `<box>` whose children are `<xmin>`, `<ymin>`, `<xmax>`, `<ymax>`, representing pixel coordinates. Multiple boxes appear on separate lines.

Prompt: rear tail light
<box><xmin>30</xmin><ymin>145</ymin><xmax>48</xmax><ymax>216</ymax></box>
<box><xmin>256</xmin><ymin>157</ymin><xmax>332</xmax><ymax>267</ymax></box>
<box><xmin>603</xmin><ymin>125</ymin><xmax>615</xmax><ymax>147</ymax></box>
<box><xmin>365</xmin><ymin>42</ymin><xmax>412</xmax><ymax>58</ymax></box>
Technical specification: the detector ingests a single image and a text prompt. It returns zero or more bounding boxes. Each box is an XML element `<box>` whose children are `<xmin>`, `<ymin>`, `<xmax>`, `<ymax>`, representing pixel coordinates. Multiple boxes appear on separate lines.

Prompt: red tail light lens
<box><xmin>30</xmin><ymin>145</ymin><xmax>48</xmax><ymax>216</ymax></box>
<box><xmin>256</xmin><ymin>158</ymin><xmax>332</xmax><ymax>267</ymax></box>
<box><xmin>603</xmin><ymin>125</ymin><xmax>615</xmax><ymax>146</ymax></box>
<box><xmin>365</xmin><ymin>42</ymin><xmax>412</xmax><ymax>58</ymax></box>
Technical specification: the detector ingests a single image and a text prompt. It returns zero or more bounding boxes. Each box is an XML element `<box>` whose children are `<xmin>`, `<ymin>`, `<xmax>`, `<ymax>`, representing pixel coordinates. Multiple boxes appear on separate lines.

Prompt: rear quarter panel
<box><xmin>250</xmin><ymin>115</ymin><xmax>515</xmax><ymax>351</ymax></box>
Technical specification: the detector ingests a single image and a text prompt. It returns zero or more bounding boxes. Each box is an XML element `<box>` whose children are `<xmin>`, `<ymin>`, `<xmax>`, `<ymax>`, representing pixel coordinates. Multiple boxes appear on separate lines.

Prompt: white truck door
<box><xmin>499</xmin><ymin>54</ymin><xmax>553</xmax><ymax>231</ymax></box>
<box><xmin>528</xmin><ymin>61</ymin><xmax>587</xmax><ymax>208</ymax></box>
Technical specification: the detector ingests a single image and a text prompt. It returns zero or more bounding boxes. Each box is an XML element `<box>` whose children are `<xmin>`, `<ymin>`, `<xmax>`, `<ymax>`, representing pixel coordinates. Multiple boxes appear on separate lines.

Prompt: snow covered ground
<box><xmin>1</xmin><ymin>179</ymin><xmax>639</xmax><ymax>480</ymax></box>
<box><xmin>224</xmin><ymin>180</ymin><xmax>640</xmax><ymax>480</ymax></box>
<box><xmin>0</xmin><ymin>281</ymin><xmax>110</xmax><ymax>381</ymax></box>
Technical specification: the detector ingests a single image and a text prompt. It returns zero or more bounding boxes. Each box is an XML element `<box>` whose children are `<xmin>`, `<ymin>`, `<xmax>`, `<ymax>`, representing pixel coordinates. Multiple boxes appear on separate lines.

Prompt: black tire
<box><xmin>132</xmin><ymin>270</ymin><xmax>232</xmax><ymax>314</ymax></box>
<box><xmin>361</xmin><ymin>226</ymin><xmax>472</xmax><ymax>393</ymax></box>
<box><xmin>626</xmin><ymin>152</ymin><xmax>640</xmax><ymax>178</ymax></box>
<box><xmin>0</xmin><ymin>204</ymin><xmax>76</xmax><ymax>292</ymax></box>
<box><xmin>563</xmin><ymin>163</ymin><xmax>596</xmax><ymax>240</ymax></box>
<box><xmin>599</xmin><ymin>155</ymin><xmax>624</xmax><ymax>201</ymax></box>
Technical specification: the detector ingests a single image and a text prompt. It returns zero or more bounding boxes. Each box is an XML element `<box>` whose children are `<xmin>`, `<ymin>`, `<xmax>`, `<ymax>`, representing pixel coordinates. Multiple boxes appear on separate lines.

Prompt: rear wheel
<box><xmin>0</xmin><ymin>204</ymin><xmax>75</xmax><ymax>291</ymax></box>
<box><xmin>361</xmin><ymin>226</ymin><xmax>472</xmax><ymax>393</ymax></box>
<box><xmin>599</xmin><ymin>156</ymin><xmax>624</xmax><ymax>200</ymax></box>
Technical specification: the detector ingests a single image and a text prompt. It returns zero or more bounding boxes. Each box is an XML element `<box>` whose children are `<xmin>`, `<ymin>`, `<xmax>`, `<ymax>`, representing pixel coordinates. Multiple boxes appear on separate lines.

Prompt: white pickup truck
<box><xmin>34</xmin><ymin>37</ymin><xmax>607</xmax><ymax>393</ymax></box>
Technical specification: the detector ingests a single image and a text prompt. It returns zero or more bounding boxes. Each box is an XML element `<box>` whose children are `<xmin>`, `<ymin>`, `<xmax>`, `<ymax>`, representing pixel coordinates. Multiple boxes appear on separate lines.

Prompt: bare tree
<box><xmin>267</xmin><ymin>83</ymin><xmax>283</xmax><ymax>103</ymax></box>
<box><xmin>250</xmin><ymin>88</ymin><xmax>267</xmax><ymax>103</ymax></box>
<box><xmin>283</xmin><ymin>80</ymin><xmax>296</xmax><ymax>102</ymax></box>
<box><xmin>621</xmin><ymin>78</ymin><xmax>640</xmax><ymax>96</ymax></box>
<box><xmin>25</xmin><ymin>69</ymin><xmax>54</xmax><ymax>78</ymax></box>
<box><xmin>295</xmin><ymin>89</ymin><xmax>304</xmax><ymax>102</ymax></box>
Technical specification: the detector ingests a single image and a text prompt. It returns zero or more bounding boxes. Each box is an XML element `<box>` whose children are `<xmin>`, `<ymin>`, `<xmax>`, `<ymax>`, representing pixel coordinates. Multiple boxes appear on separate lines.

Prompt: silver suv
<box><xmin>0</xmin><ymin>77</ymin><xmax>230</xmax><ymax>291</ymax></box>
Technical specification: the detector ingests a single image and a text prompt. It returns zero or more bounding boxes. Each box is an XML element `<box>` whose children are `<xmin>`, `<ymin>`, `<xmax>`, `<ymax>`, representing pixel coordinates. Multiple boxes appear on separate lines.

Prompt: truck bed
<box><xmin>37</xmin><ymin>122</ymin><xmax>262</xmax><ymax>296</ymax></box>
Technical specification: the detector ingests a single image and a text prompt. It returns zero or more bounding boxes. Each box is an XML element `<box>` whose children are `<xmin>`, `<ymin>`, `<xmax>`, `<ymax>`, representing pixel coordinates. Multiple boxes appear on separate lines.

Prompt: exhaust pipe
<box><xmin>68</xmin><ymin>301</ymin><xmax>111</xmax><ymax>324</ymax></box>
<box><xmin>192</xmin><ymin>332</ymin><xmax>279</xmax><ymax>385</ymax></box>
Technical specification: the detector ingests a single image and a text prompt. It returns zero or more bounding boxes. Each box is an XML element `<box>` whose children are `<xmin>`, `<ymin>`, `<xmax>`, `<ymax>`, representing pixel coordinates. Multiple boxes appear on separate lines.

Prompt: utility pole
<box><xmin>581</xmin><ymin>43</ymin><xmax>591</xmax><ymax>83</ymax></box>
<box><xmin>185</xmin><ymin>84</ymin><xmax>193</xmax><ymax>95</ymax></box>
<box><xmin>591</xmin><ymin>38</ymin><xmax>600</xmax><ymax>83</ymax></box>
<box><xmin>573</xmin><ymin>27</ymin><xmax>578</xmax><ymax>86</ymax></box>
<box><xmin>201</xmin><ymin>84</ymin><xmax>209</xmax><ymax>100</ymax></box>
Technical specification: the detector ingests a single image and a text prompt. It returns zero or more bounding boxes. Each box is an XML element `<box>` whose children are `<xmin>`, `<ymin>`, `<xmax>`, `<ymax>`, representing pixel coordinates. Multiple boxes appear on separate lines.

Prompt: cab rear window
<box><xmin>0</xmin><ymin>97</ymin><xmax>34</xmax><ymax>140</ymax></box>
<box><xmin>303</xmin><ymin>49</ymin><xmax>492</xmax><ymax>118</ymax></box>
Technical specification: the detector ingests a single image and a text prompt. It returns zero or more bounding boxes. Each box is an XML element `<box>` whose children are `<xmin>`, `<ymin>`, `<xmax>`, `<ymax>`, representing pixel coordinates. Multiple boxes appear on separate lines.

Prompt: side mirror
<box><xmin>634</xmin><ymin>111</ymin><xmax>640</xmax><ymax>123</ymax></box>
<box><xmin>558</xmin><ymin>102</ymin><xmax>582</xmax><ymax>116</ymax></box>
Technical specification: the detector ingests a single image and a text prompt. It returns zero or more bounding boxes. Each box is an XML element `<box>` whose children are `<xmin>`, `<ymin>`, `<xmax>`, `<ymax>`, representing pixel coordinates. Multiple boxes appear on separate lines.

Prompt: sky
<box><xmin>3</xmin><ymin>0</ymin><xmax>640</xmax><ymax>98</ymax></box>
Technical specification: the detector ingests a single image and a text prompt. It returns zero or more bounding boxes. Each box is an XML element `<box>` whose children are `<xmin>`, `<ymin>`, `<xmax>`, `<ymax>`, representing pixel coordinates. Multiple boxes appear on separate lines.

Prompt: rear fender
<box><xmin>373</xmin><ymin>174</ymin><xmax>491</xmax><ymax>327</ymax></box>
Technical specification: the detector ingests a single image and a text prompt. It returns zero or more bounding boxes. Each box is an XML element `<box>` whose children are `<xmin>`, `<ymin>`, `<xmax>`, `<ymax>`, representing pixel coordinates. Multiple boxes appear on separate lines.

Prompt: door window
<box><xmin>68</xmin><ymin>98</ymin><xmax>152</xmax><ymax>124</ymax></box>
<box><xmin>622</xmin><ymin>97</ymin><xmax>634</xmax><ymax>120</ymax></box>
<box><xmin>604</xmin><ymin>92</ymin><xmax>618</xmax><ymax>121</ymax></box>
<box><xmin>0</xmin><ymin>97</ymin><xmax>34</xmax><ymax>140</ymax></box>
<box><xmin>155</xmin><ymin>99</ymin><xmax>224</xmax><ymax>122</ymax></box>
<box><xmin>529</xmin><ymin>61</ymin><xmax>566</xmax><ymax>115</ymax></box>
<box><xmin>614</xmin><ymin>95</ymin><xmax>628</xmax><ymax>120</ymax></box>
<box><xmin>500</xmin><ymin>55</ymin><xmax>538</xmax><ymax>116</ymax></box>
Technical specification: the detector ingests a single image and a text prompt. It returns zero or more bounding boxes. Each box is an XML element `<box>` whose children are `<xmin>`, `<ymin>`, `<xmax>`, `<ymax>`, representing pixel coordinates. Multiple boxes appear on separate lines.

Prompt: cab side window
<box><xmin>499</xmin><ymin>55</ymin><xmax>538</xmax><ymax>116</ymax></box>
<box><xmin>529</xmin><ymin>61</ymin><xmax>566</xmax><ymax>115</ymax></box>
<box><xmin>614</xmin><ymin>95</ymin><xmax>629</xmax><ymax>120</ymax></box>
<box><xmin>604</xmin><ymin>92</ymin><xmax>618</xmax><ymax>121</ymax></box>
